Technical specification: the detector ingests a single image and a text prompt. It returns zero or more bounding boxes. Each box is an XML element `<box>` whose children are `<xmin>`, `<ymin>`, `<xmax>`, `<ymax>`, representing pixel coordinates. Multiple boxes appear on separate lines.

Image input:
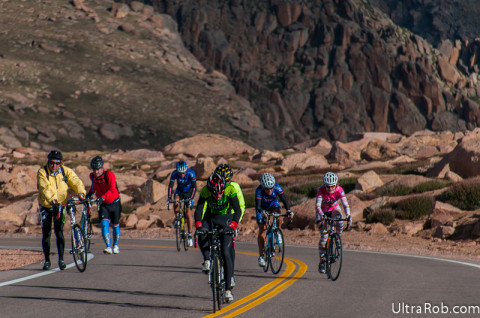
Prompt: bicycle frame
<box><xmin>63</xmin><ymin>198</ymin><xmax>88</xmax><ymax>272</ymax></box>
<box><xmin>206</xmin><ymin>226</ymin><xmax>226</xmax><ymax>313</ymax></box>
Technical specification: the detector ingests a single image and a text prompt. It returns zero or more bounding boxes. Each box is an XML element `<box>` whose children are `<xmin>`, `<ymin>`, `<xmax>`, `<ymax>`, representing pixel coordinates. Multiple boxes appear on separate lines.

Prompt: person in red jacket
<box><xmin>87</xmin><ymin>156</ymin><xmax>122</xmax><ymax>254</ymax></box>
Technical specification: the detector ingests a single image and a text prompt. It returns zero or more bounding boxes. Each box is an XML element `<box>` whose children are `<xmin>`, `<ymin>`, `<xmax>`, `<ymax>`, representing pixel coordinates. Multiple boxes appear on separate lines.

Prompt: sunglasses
<box><xmin>326</xmin><ymin>185</ymin><xmax>336</xmax><ymax>189</ymax></box>
<box><xmin>48</xmin><ymin>160</ymin><xmax>61</xmax><ymax>166</ymax></box>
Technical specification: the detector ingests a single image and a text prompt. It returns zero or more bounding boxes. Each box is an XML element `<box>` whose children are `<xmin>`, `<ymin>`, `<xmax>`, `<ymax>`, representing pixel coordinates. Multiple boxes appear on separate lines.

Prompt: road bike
<box><xmin>206</xmin><ymin>226</ymin><xmax>226</xmax><ymax>313</ymax></box>
<box><xmin>64</xmin><ymin>197</ymin><xmax>88</xmax><ymax>272</ymax></box>
<box><xmin>321</xmin><ymin>215</ymin><xmax>349</xmax><ymax>281</ymax></box>
<box><xmin>168</xmin><ymin>199</ymin><xmax>190</xmax><ymax>251</ymax></box>
<box><xmin>262</xmin><ymin>211</ymin><xmax>292</xmax><ymax>274</ymax></box>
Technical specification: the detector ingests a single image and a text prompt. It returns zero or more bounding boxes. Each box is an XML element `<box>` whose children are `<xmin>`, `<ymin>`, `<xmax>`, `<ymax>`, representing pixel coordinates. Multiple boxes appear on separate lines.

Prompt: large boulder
<box><xmin>436</xmin><ymin>135</ymin><xmax>480</xmax><ymax>178</ymax></box>
<box><xmin>163</xmin><ymin>134</ymin><xmax>255</xmax><ymax>157</ymax></box>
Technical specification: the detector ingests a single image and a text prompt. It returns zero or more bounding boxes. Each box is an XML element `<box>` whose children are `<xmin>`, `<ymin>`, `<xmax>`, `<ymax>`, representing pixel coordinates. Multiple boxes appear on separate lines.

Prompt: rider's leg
<box><xmin>53</xmin><ymin>213</ymin><xmax>65</xmax><ymax>262</ymax></box>
<box><xmin>101</xmin><ymin>219</ymin><xmax>111</xmax><ymax>247</ymax></box>
<box><xmin>332</xmin><ymin>209</ymin><xmax>344</xmax><ymax>235</ymax></box>
<box><xmin>257</xmin><ymin>223</ymin><xmax>266</xmax><ymax>255</ymax></box>
<box><xmin>40</xmin><ymin>208</ymin><xmax>53</xmax><ymax>263</ymax></box>
<box><xmin>185</xmin><ymin>205</ymin><xmax>193</xmax><ymax>234</ymax></box>
<box><xmin>318</xmin><ymin>221</ymin><xmax>328</xmax><ymax>259</ymax></box>
<box><xmin>221</xmin><ymin>234</ymin><xmax>234</xmax><ymax>290</ymax></box>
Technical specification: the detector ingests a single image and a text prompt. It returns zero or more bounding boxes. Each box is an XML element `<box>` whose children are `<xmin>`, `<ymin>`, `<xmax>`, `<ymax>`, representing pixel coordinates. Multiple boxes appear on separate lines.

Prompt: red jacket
<box><xmin>88</xmin><ymin>170</ymin><xmax>119</xmax><ymax>204</ymax></box>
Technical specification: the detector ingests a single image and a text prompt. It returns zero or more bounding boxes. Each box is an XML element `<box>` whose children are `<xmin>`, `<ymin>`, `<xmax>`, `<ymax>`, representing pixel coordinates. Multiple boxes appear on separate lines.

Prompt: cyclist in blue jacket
<box><xmin>255</xmin><ymin>173</ymin><xmax>293</xmax><ymax>267</ymax></box>
<box><xmin>168</xmin><ymin>160</ymin><xmax>197</xmax><ymax>247</ymax></box>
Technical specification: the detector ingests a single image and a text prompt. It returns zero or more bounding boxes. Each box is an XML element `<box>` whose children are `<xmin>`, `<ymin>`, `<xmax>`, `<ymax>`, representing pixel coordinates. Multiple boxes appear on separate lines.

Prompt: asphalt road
<box><xmin>0</xmin><ymin>237</ymin><xmax>479</xmax><ymax>318</ymax></box>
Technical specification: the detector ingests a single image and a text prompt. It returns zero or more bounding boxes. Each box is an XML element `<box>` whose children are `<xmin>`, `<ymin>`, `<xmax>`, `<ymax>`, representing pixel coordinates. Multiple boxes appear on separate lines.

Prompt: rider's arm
<box><xmin>63</xmin><ymin>166</ymin><xmax>86</xmax><ymax>197</ymax></box>
<box><xmin>315</xmin><ymin>189</ymin><xmax>324</xmax><ymax>223</ymax></box>
<box><xmin>255</xmin><ymin>196</ymin><xmax>262</xmax><ymax>213</ymax></box>
<box><xmin>194</xmin><ymin>196</ymin><xmax>206</xmax><ymax>227</ymax></box>
<box><xmin>37</xmin><ymin>168</ymin><xmax>57</xmax><ymax>208</ymax></box>
<box><xmin>167</xmin><ymin>179</ymin><xmax>175</xmax><ymax>199</ymax></box>
<box><xmin>229</xmin><ymin>195</ymin><xmax>242</xmax><ymax>229</ymax></box>
<box><xmin>189</xmin><ymin>179</ymin><xmax>197</xmax><ymax>200</ymax></box>
<box><xmin>278</xmin><ymin>192</ymin><xmax>291</xmax><ymax>211</ymax></box>
<box><xmin>340</xmin><ymin>195</ymin><xmax>351</xmax><ymax>216</ymax></box>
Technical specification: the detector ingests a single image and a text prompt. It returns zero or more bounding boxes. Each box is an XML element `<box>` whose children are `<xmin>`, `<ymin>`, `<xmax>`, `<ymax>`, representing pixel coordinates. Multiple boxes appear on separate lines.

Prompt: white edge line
<box><xmin>0</xmin><ymin>253</ymin><xmax>95</xmax><ymax>287</ymax></box>
<box><xmin>347</xmin><ymin>249</ymin><xmax>480</xmax><ymax>269</ymax></box>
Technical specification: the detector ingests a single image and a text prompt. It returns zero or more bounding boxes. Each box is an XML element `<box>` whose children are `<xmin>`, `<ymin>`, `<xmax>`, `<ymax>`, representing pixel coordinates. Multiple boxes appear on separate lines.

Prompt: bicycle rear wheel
<box><xmin>269</xmin><ymin>228</ymin><xmax>285</xmax><ymax>274</ymax></box>
<box><xmin>327</xmin><ymin>233</ymin><xmax>343</xmax><ymax>281</ymax></box>
<box><xmin>71</xmin><ymin>224</ymin><xmax>87</xmax><ymax>272</ymax></box>
<box><xmin>217</xmin><ymin>258</ymin><xmax>224</xmax><ymax>309</ymax></box>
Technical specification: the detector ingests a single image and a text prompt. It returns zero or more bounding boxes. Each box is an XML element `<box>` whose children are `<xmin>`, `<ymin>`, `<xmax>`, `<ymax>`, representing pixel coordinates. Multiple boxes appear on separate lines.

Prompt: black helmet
<box><xmin>207</xmin><ymin>173</ymin><xmax>226</xmax><ymax>194</ymax></box>
<box><xmin>47</xmin><ymin>150</ymin><xmax>63</xmax><ymax>161</ymax></box>
<box><xmin>90</xmin><ymin>156</ymin><xmax>104</xmax><ymax>170</ymax></box>
<box><xmin>214</xmin><ymin>164</ymin><xmax>233</xmax><ymax>183</ymax></box>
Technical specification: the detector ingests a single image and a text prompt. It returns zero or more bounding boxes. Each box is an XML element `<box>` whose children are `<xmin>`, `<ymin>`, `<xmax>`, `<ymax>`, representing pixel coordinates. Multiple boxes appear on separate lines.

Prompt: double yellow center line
<box><xmin>204</xmin><ymin>252</ymin><xmax>308</xmax><ymax>317</ymax></box>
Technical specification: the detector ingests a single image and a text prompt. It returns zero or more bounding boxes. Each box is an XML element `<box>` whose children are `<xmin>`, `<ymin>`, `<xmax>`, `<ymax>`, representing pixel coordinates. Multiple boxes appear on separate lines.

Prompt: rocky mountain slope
<box><xmin>3</xmin><ymin>0</ymin><xmax>480</xmax><ymax>152</ymax></box>
<box><xmin>143</xmin><ymin>0</ymin><xmax>480</xmax><ymax>147</ymax></box>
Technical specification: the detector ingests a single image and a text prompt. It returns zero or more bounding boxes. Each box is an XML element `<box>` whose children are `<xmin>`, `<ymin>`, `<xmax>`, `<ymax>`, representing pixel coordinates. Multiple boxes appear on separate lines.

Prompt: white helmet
<box><xmin>260</xmin><ymin>173</ymin><xmax>275</xmax><ymax>189</ymax></box>
<box><xmin>323</xmin><ymin>172</ymin><xmax>338</xmax><ymax>186</ymax></box>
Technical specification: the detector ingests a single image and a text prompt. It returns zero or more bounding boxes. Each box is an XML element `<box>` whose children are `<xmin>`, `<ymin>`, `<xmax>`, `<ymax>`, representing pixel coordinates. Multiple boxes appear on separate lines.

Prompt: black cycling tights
<box><xmin>41</xmin><ymin>209</ymin><xmax>65</xmax><ymax>262</ymax></box>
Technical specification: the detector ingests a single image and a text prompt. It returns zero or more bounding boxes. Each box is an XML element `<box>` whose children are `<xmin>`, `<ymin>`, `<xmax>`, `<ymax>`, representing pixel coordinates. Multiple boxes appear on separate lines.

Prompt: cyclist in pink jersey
<box><xmin>315</xmin><ymin>172</ymin><xmax>352</xmax><ymax>273</ymax></box>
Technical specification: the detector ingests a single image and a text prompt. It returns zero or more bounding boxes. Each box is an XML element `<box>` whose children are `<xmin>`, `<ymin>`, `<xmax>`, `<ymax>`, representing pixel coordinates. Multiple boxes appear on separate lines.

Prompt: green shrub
<box><xmin>288</xmin><ymin>182</ymin><xmax>318</xmax><ymax>198</ymax></box>
<box><xmin>412</xmin><ymin>180</ymin><xmax>451</xmax><ymax>193</ymax></box>
<box><xmin>379</xmin><ymin>184</ymin><xmax>412</xmax><ymax>196</ymax></box>
<box><xmin>394</xmin><ymin>196</ymin><xmax>434</xmax><ymax>220</ymax></box>
<box><xmin>366</xmin><ymin>208</ymin><xmax>395</xmax><ymax>225</ymax></box>
<box><xmin>339</xmin><ymin>177</ymin><xmax>357</xmax><ymax>193</ymax></box>
<box><xmin>244</xmin><ymin>193</ymin><xmax>256</xmax><ymax>209</ymax></box>
<box><xmin>437</xmin><ymin>182</ymin><xmax>480</xmax><ymax>210</ymax></box>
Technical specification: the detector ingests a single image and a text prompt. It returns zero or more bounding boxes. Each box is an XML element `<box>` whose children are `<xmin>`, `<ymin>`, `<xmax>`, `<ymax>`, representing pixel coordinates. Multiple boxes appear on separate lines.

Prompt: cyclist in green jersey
<box><xmin>213</xmin><ymin>164</ymin><xmax>245</xmax><ymax>288</ymax></box>
<box><xmin>195</xmin><ymin>173</ymin><xmax>242</xmax><ymax>303</ymax></box>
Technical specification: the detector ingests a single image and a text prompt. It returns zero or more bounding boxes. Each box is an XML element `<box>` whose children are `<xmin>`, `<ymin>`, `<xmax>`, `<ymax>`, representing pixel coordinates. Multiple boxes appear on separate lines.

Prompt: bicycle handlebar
<box><xmin>322</xmin><ymin>216</ymin><xmax>350</xmax><ymax>231</ymax></box>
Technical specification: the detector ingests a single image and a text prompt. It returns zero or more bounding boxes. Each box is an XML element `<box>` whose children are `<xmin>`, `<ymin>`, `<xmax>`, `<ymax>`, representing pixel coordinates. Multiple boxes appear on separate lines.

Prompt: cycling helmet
<box><xmin>90</xmin><ymin>156</ymin><xmax>104</xmax><ymax>170</ymax></box>
<box><xmin>323</xmin><ymin>172</ymin><xmax>338</xmax><ymax>186</ymax></box>
<box><xmin>47</xmin><ymin>150</ymin><xmax>63</xmax><ymax>161</ymax></box>
<box><xmin>176</xmin><ymin>160</ymin><xmax>188</xmax><ymax>173</ymax></box>
<box><xmin>260</xmin><ymin>173</ymin><xmax>275</xmax><ymax>189</ymax></box>
<box><xmin>207</xmin><ymin>173</ymin><xmax>226</xmax><ymax>194</ymax></box>
<box><xmin>214</xmin><ymin>164</ymin><xmax>233</xmax><ymax>183</ymax></box>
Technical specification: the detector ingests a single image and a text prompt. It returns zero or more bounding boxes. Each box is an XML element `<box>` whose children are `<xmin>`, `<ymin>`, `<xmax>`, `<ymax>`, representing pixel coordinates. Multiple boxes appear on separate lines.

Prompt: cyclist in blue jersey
<box><xmin>168</xmin><ymin>160</ymin><xmax>197</xmax><ymax>247</ymax></box>
<box><xmin>255</xmin><ymin>173</ymin><xmax>293</xmax><ymax>267</ymax></box>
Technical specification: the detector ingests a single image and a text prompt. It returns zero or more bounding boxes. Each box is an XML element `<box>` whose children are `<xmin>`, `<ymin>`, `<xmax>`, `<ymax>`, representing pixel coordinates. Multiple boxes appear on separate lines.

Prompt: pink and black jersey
<box><xmin>315</xmin><ymin>185</ymin><xmax>350</xmax><ymax>222</ymax></box>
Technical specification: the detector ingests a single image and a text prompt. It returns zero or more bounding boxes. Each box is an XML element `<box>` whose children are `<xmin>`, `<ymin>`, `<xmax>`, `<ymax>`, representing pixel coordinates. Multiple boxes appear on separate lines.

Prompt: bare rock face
<box><xmin>152</xmin><ymin>0</ymin><xmax>480</xmax><ymax>148</ymax></box>
<box><xmin>440</xmin><ymin>135</ymin><xmax>480</xmax><ymax>178</ymax></box>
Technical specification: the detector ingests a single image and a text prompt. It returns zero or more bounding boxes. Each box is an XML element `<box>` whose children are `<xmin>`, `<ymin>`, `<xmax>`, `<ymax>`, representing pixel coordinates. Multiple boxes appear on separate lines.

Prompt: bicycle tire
<box><xmin>86</xmin><ymin>218</ymin><xmax>93</xmax><ymax>253</ymax></box>
<box><xmin>269</xmin><ymin>228</ymin><xmax>285</xmax><ymax>274</ymax></box>
<box><xmin>210</xmin><ymin>252</ymin><xmax>218</xmax><ymax>313</ymax></box>
<box><xmin>175</xmin><ymin>218</ymin><xmax>181</xmax><ymax>252</ymax></box>
<box><xmin>182</xmin><ymin>217</ymin><xmax>189</xmax><ymax>251</ymax></box>
<box><xmin>263</xmin><ymin>230</ymin><xmax>271</xmax><ymax>272</ymax></box>
<box><xmin>327</xmin><ymin>233</ymin><xmax>343</xmax><ymax>281</ymax></box>
<box><xmin>71</xmin><ymin>224</ymin><xmax>87</xmax><ymax>272</ymax></box>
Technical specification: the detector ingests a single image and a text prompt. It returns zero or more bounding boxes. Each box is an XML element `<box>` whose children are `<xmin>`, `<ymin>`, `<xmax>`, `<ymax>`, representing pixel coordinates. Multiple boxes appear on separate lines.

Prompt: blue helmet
<box><xmin>176</xmin><ymin>160</ymin><xmax>187</xmax><ymax>173</ymax></box>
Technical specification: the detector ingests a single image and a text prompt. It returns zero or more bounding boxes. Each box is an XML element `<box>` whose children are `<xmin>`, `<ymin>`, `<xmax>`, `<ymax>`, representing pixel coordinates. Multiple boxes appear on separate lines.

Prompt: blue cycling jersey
<box><xmin>255</xmin><ymin>183</ymin><xmax>284</xmax><ymax>210</ymax></box>
<box><xmin>170</xmin><ymin>168</ymin><xmax>196</xmax><ymax>193</ymax></box>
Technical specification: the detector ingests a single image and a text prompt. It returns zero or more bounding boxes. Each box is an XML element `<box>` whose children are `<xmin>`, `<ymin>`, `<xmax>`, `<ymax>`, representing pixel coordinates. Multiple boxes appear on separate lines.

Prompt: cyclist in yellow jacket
<box><xmin>37</xmin><ymin>150</ymin><xmax>86</xmax><ymax>270</ymax></box>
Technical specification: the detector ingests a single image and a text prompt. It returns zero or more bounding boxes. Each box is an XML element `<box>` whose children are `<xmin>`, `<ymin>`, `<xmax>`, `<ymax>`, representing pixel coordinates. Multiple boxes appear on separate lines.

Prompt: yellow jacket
<box><xmin>37</xmin><ymin>165</ymin><xmax>86</xmax><ymax>208</ymax></box>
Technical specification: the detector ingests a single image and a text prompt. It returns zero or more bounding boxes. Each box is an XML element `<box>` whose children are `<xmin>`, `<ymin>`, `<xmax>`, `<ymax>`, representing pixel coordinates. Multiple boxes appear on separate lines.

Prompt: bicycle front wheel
<box><xmin>71</xmin><ymin>224</ymin><xmax>87</xmax><ymax>272</ymax></box>
<box><xmin>210</xmin><ymin>254</ymin><xmax>219</xmax><ymax>313</ymax></box>
<box><xmin>269</xmin><ymin>228</ymin><xmax>285</xmax><ymax>274</ymax></box>
<box><xmin>182</xmin><ymin>219</ymin><xmax>189</xmax><ymax>251</ymax></box>
<box><xmin>327</xmin><ymin>233</ymin><xmax>343</xmax><ymax>281</ymax></box>
<box><xmin>217</xmin><ymin>258</ymin><xmax>224</xmax><ymax>310</ymax></box>
<box><xmin>86</xmin><ymin>218</ymin><xmax>93</xmax><ymax>253</ymax></box>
